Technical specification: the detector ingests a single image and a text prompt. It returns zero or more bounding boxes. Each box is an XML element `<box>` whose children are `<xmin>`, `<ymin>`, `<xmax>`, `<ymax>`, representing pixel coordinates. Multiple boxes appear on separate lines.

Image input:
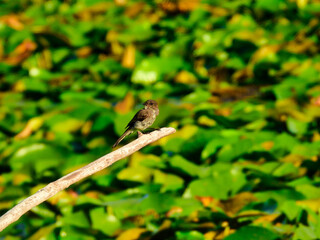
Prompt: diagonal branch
<box><xmin>0</xmin><ymin>127</ymin><xmax>176</xmax><ymax>232</ymax></box>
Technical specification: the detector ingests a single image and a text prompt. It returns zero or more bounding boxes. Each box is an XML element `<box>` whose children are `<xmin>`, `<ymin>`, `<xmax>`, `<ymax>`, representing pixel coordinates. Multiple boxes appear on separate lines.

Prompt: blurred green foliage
<box><xmin>1</xmin><ymin>0</ymin><xmax>320</xmax><ymax>239</ymax></box>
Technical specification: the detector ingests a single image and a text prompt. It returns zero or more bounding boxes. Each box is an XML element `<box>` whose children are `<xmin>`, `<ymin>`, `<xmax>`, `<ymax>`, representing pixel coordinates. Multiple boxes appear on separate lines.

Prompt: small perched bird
<box><xmin>112</xmin><ymin>99</ymin><xmax>159</xmax><ymax>148</ymax></box>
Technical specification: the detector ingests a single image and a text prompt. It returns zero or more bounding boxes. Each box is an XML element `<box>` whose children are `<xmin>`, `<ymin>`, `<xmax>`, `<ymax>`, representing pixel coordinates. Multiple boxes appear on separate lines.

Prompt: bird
<box><xmin>112</xmin><ymin>99</ymin><xmax>159</xmax><ymax>148</ymax></box>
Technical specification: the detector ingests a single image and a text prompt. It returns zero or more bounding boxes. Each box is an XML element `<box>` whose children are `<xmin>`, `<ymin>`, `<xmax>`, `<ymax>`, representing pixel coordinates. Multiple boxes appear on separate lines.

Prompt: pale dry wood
<box><xmin>0</xmin><ymin>127</ymin><xmax>176</xmax><ymax>232</ymax></box>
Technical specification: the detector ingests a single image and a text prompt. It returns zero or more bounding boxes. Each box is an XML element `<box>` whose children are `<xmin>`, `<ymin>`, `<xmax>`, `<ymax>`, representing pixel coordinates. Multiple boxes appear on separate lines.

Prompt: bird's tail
<box><xmin>112</xmin><ymin>129</ymin><xmax>133</xmax><ymax>148</ymax></box>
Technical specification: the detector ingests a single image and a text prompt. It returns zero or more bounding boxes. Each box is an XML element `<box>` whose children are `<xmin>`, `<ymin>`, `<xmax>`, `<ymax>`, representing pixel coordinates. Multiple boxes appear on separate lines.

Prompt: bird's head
<box><xmin>143</xmin><ymin>100</ymin><xmax>159</xmax><ymax>114</ymax></box>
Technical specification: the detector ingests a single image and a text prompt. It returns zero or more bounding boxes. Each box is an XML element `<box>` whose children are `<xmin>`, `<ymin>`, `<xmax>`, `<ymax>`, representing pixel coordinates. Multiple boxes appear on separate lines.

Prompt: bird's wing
<box><xmin>125</xmin><ymin>109</ymin><xmax>150</xmax><ymax>129</ymax></box>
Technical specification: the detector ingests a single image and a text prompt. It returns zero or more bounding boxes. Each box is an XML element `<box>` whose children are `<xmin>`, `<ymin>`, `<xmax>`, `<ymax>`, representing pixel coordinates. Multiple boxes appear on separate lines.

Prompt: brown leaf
<box><xmin>158</xmin><ymin>0</ymin><xmax>179</xmax><ymax>12</ymax></box>
<box><xmin>221</xmin><ymin>221</ymin><xmax>235</xmax><ymax>238</ymax></box>
<box><xmin>15</xmin><ymin>117</ymin><xmax>44</xmax><ymax>140</ymax></box>
<box><xmin>106</xmin><ymin>30</ymin><xmax>118</xmax><ymax>42</ymax></box>
<box><xmin>1</xmin><ymin>14</ymin><xmax>24</xmax><ymax>30</ymax></box>
<box><xmin>312</xmin><ymin>132</ymin><xmax>320</xmax><ymax>142</ymax></box>
<box><xmin>5</xmin><ymin>39</ymin><xmax>37</xmax><ymax>65</ymax></box>
<box><xmin>76</xmin><ymin>46</ymin><xmax>92</xmax><ymax>58</ymax></box>
<box><xmin>281</xmin><ymin>62</ymin><xmax>301</xmax><ymax>74</ymax></box>
<box><xmin>206</xmin><ymin>6</ymin><xmax>229</xmax><ymax>17</ymax></box>
<box><xmin>166</xmin><ymin>206</ymin><xmax>183</xmax><ymax>217</ymax></box>
<box><xmin>261</xmin><ymin>141</ymin><xmax>274</xmax><ymax>151</ymax></box>
<box><xmin>114</xmin><ymin>0</ymin><xmax>127</xmax><ymax>6</ymax></box>
<box><xmin>111</xmin><ymin>41</ymin><xmax>124</xmax><ymax>57</ymax></box>
<box><xmin>74</xmin><ymin>2</ymin><xmax>111</xmax><ymax>20</ymax></box>
<box><xmin>232</xmin><ymin>68</ymin><xmax>253</xmax><ymax>82</ymax></box>
<box><xmin>215</xmin><ymin>107</ymin><xmax>232</xmax><ymax>117</ymax></box>
<box><xmin>37</xmin><ymin>49</ymin><xmax>53</xmax><ymax>69</ymax></box>
<box><xmin>217</xmin><ymin>192</ymin><xmax>257</xmax><ymax>216</ymax></box>
<box><xmin>14</xmin><ymin>39</ymin><xmax>37</xmax><ymax>55</ymax></box>
<box><xmin>286</xmin><ymin>38</ymin><xmax>316</xmax><ymax>54</ymax></box>
<box><xmin>125</xmin><ymin>2</ymin><xmax>145</xmax><ymax>17</ymax></box>
<box><xmin>47</xmin><ymin>190</ymin><xmax>75</xmax><ymax>205</ymax></box>
<box><xmin>159</xmin><ymin>0</ymin><xmax>200</xmax><ymax>12</ymax></box>
<box><xmin>281</xmin><ymin>154</ymin><xmax>304</xmax><ymax>166</ymax></box>
<box><xmin>178</xmin><ymin>0</ymin><xmax>200</xmax><ymax>12</ymax></box>
<box><xmin>116</xmin><ymin>228</ymin><xmax>147</xmax><ymax>240</ymax></box>
<box><xmin>198</xmin><ymin>115</ymin><xmax>217</xmax><ymax>127</ymax></box>
<box><xmin>81</xmin><ymin>121</ymin><xmax>93</xmax><ymax>136</ymax></box>
<box><xmin>311</xmin><ymin>96</ymin><xmax>320</xmax><ymax>106</ymax></box>
<box><xmin>254</xmin><ymin>213</ymin><xmax>280</xmax><ymax>224</ymax></box>
<box><xmin>196</xmin><ymin>196</ymin><xmax>217</xmax><ymax>207</ymax></box>
<box><xmin>13</xmin><ymin>173</ymin><xmax>31</xmax><ymax>185</ymax></box>
<box><xmin>296</xmin><ymin>199</ymin><xmax>320</xmax><ymax>212</ymax></box>
<box><xmin>175</xmin><ymin>70</ymin><xmax>198</xmax><ymax>84</ymax></box>
<box><xmin>250</xmin><ymin>44</ymin><xmax>281</xmax><ymax>65</ymax></box>
<box><xmin>85</xmin><ymin>191</ymin><xmax>100</xmax><ymax>199</ymax></box>
<box><xmin>122</xmin><ymin>44</ymin><xmax>136</xmax><ymax>68</ymax></box>
<box><xmin>204</xmin><ymin>231</ymin><xmax>219</xmax><ymax>240</ymax></box>
<box><xmin>211</xmin><ymin>86</ymin><xmax>260</xmax><ymax>102</ymax></box>
<box><xmin>115</xmin><ymin>93</ymin><xmax>135</xmax><ymax>114</ymax></box>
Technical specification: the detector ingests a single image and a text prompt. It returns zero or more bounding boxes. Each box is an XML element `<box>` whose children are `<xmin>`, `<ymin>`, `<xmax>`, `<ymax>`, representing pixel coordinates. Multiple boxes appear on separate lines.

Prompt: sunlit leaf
<box><xmin>28</xmin><ymin>224</ymin><xmax>56</xmax><ymax>240</ymax></box>
<box><xmin>293</xmin><ymin>224</ymin><xmax>318</xmax><ymax>240</ymax></box>
<box><xmin>287</xmin><ymin>117</ymin><xmax>309</xmax><ymax>135</ymax></box>
<box><xmin>117</xmin><ymin>166</ymin><xmax>153</xmax><ymax>183</ymax></box>
<box><xmin>153</xmin><ymin>169</ymin><xmax>184</xmax><ymax>192</ymax></box>
<box><xmin>116</xmin><ymin>228</ymin><xmax>148</xmax><ymax>240</ymax></box>
<box><xmin>90</xmin><ymin>207</ymin><xmax>121</xmax><ymax>236</ymax></box>
<box><xmin>183</xmin><ymin>88</ymin><xmax>211</xmax><ymax>104</ymax></box>
<box><xmin>176</xmin><ymin>231</ymin><xmax>205</xmax><ymax>240</ymax></box>
<box><xmin>279</xmin><ymin>200</ymin><xmax>302</xmax><ymax>221</ymax></box>
<box><xmin>132</xmin><ymin>57</ymin><xmax>184</xmax><ymax>85</ymax></box>
<box><xmin>9</xmin><ymin>143</ymin><xmax>67</xmax><ymax>173</ymax></box>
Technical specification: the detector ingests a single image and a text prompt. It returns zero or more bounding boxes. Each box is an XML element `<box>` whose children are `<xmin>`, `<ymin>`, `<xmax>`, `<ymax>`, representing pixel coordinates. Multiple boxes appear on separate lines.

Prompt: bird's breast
<box><xmin>134</xmin><ymin>111</ymin><xmax>157</xmax><ymax>130</ymax></box>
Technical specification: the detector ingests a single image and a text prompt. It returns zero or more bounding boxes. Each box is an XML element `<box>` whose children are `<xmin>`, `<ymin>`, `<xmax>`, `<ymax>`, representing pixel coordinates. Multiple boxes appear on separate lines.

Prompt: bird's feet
<box><xmin>137</xmin><ymin>131</ymin><xmax>144</xmax><ymax>138</ymax></box>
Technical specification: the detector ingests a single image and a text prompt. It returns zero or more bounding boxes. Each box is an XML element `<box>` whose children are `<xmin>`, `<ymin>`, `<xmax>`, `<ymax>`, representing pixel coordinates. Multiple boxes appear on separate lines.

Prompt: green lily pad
<box><xmin>225</xmin><ymin>226</ymin><xmax>279</xmax><ymax>240</ymax></box>
<box><xmin>9</xmin><ymin>143</ymin><xmax>68</xmax><ymax>173</ymax></box>
<box><xmin>188</xmin><ymin>163</ymin><xmax>247</xmax><ymax>199</ymax></box>
<box><xmin>90</xmin><ymin>207</ymin><xmax>121</xmax><ymax>236</ymax></box>
<box><xmin>132</xmin><ymin>57</ymin><xmax>184</xmax><ymax>84</ymax></box>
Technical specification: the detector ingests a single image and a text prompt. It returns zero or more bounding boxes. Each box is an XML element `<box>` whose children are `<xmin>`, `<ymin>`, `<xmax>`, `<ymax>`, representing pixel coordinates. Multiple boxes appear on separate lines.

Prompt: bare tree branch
<box><xmin>0</xmin><ymin>127</ymin><xmax>176</xmax><ymax>232</ymax></box>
